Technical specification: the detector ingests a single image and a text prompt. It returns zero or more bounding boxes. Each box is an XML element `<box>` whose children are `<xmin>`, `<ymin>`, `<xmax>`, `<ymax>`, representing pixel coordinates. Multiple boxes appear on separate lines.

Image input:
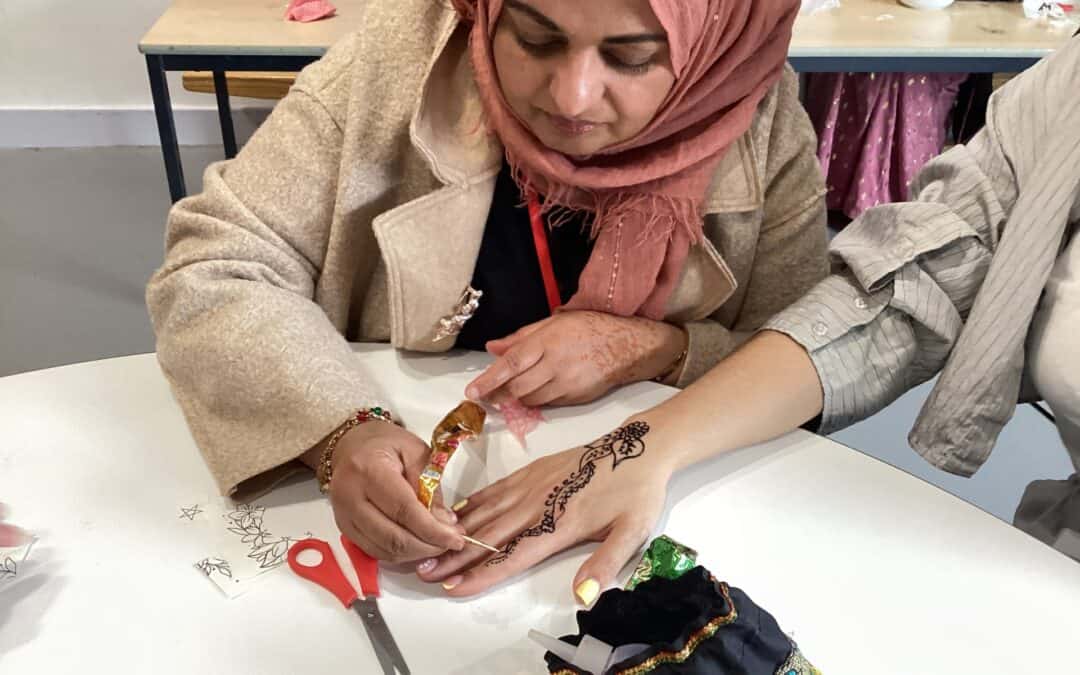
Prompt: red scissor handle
<box><xmin>288</xmin><ymin>538</ymin><xmax>358</xmax><ymax>608</ymax></box>
<box><xmin>341</xmin><ymin>535</ymin><xmax>380</xmax><ymax>598</ymax></box>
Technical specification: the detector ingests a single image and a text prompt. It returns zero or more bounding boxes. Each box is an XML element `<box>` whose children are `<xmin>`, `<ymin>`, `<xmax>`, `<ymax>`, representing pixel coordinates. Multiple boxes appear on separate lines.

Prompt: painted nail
<box><xmin>416</xmin><ymin>558</ymin><xmax>438</xmax><ymax>574</ymax></box>
<box><xmin>574</xmin><ymin>578</ymin><xmax>600</xmax><ymax>607</ymax></box>
<box><xmin>452</xmin><ymin>499</ymin><xmax>469</xmax><ymax>512</ymax></box>
<box><xmin>442</xmin><ymin>575</ymin><xmax>464</xmax><ymax>591</ymax></box>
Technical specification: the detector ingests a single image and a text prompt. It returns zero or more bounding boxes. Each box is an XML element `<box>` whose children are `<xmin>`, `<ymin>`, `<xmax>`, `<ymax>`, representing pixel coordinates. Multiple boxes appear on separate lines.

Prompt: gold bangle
<box><xmin>654</xmin><ymin>347</ymin><xmax>688</xmax><ymax>384</ymax></box>
<box><xmin>317</xmin><ymin>407</ymin><xmax>394</xmax><ymax>493</ymax></box>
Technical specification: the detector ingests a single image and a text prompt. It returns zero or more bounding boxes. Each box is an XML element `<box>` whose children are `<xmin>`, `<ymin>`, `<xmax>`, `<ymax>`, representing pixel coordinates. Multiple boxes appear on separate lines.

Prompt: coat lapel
<box><xmin>666</xmin><ymin>134</ymin><xmax>763</xmax><ymax>322</ymax></box>
<box><xmin>373</xmin><ymin>175</ymin><xmax>498</xmax><ymax>350</ymax></box>
<box><xmin>376</xmin><ymin>14</ymin><xmax>765</xmax><ymax>347</ymax></box>
<box><xmin>373</xmin><ymin>17</ymin><xmax>502</xmax><ymax>351</ymax></box>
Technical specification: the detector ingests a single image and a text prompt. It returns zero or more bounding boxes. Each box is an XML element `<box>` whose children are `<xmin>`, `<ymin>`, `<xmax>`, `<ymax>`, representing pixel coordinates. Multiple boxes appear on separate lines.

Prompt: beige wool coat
<box><xmin>147</xmin><ymin>0</ymin><xmax>828</xmax><ymax>495</ymax></box>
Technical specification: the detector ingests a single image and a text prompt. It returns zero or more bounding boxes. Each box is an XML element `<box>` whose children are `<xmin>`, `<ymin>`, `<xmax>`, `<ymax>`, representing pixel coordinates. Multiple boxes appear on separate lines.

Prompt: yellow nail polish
<box><xmin>452</xmin><ymin>499</ymin><xmax>469</xmax><ymax>512</ymax></box>
<box><xmin>442</xmin><ymin>576</ymin><xmax>463</xmax><ymax>591</ymax></box>
<box><xmin>575</xmin><ymin>578</ymin><xmax>600</xmax><ymax>607</ymax></box>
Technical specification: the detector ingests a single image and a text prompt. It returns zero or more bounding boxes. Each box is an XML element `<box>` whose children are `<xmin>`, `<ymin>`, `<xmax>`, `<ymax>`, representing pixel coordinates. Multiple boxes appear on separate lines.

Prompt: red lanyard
<box><xmin>527</xmin><ymin>192</ymin><xmax>562</xmax><ymax>314</ymax></box>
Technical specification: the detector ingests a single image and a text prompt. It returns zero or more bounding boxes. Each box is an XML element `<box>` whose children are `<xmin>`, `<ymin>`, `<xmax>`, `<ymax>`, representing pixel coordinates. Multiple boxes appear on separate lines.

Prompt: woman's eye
<box><xmin>515</xmin><ymin>33</ymin><xmax>563</xmax><ymax>57</ymax></box>
<box><xmin>603</xmin><ymin>53</ymin><xmax>655</xmax><ymax>75</ymax></box>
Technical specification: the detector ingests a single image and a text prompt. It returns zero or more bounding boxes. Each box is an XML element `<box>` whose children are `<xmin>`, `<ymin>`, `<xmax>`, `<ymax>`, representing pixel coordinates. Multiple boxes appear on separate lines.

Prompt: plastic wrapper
<box><xmin>625</xmin><ymin>536</ymin><xmax>698</xmax><ymax>591</ymax></box>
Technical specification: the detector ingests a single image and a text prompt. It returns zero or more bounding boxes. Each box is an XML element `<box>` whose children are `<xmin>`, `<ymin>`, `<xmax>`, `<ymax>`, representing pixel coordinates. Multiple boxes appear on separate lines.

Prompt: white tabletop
<box><xmin>2</xmin><ymin>346</ymin><xmax>1079</xmax><ymax>674</ymax></box>
<box><xmin>139</xmin><ymin>0</ymin><xmax>1077</xmax><ymax>59</ymax></box>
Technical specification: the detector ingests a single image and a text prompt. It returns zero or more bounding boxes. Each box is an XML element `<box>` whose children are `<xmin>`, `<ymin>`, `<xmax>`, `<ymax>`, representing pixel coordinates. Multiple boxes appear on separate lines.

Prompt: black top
<box><xmin>455</xmin><ymin>162</ymin><xmax>594</xmax><ymax>351</ymax></box>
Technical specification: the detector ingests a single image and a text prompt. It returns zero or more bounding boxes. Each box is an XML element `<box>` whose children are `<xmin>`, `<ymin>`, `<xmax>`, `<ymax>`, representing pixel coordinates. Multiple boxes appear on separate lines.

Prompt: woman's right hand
<box><xmin>328</xmin><ymin>421</ymin><xmax>466</xmax><ymax>564</ymax></box>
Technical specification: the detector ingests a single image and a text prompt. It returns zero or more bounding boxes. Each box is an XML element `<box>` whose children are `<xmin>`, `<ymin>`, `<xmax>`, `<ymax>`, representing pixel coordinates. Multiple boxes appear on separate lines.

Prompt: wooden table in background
<box><xmin>790</xmin><ymin>0</ymin><xmax>1077</xmax><ymax>72</ymax></box>
<box><xmin>139</xmin><ymin>0</ymin><xmax>1078</xmax><ymax>203</ymax></box>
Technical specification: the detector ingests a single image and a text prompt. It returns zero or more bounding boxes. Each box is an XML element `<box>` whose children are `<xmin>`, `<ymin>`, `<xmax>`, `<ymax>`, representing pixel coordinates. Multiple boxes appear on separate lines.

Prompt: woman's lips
<box><xmin>545</xmin><ymin>113</ymin><xmax>600</xmax><ymax>136</ymax></box>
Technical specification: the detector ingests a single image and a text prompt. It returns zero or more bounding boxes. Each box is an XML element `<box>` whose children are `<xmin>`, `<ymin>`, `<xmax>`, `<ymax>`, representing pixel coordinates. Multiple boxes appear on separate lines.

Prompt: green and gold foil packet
<box><xmin>625</xmin><ymin>535</ymin><xmax>698</xmax><ymax>590</ymax></box>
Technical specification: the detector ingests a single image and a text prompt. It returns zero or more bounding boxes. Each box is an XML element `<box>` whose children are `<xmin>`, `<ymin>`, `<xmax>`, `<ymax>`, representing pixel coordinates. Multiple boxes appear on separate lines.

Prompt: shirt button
<box><xmin>854</xmin><ymin>297</ymin><xmax>868</xmax><ymax>310</ymax></box>
<box><xmin>812</xmin><ymin>322</ymin><xmax>828</xmax><ymax>337</ymax></box>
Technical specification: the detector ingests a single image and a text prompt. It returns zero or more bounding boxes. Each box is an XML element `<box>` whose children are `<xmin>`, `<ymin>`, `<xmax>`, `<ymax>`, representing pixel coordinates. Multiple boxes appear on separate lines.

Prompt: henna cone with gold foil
<box><xmin>417</xmin><ymin>401</ymin><xmax>486</xmax><ymax>510</ymax></box>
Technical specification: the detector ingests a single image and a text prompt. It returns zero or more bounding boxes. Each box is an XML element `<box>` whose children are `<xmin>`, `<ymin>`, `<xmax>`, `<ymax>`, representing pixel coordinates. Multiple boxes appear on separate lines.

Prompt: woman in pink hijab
<box><xmin>150</xmin><ymin>0</ymin><xmax>824</xmax><ymax>603</ymax></box>
<box><xmin>413</xmin><ymin>0</ymin><xmax>813</xmax><ymax>602</ymax></box>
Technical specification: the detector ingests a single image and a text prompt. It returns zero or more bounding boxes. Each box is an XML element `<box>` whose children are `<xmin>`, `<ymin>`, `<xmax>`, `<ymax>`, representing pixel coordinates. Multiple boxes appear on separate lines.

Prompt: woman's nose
<box><xmin>548</xmin><ymin>50</ymin><xmax>603</xmax><ymax>119</ymax></box>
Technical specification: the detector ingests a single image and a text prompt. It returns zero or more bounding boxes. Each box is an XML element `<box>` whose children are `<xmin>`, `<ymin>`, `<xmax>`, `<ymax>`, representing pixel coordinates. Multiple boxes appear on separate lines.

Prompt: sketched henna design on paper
<box><xmin>1</xmin><ymin>537</ymin><xmax>36</xmax><ymax>583</ymax></box>
<box><xmin>486</xmin><ymin>422</ymin><xmax>650</xmax><ymax>566</ymax></box>
<box><xmin>224</xmin><ymin>505</ymin><xmax>308</xmax><ymax>571</ymax></box>
<box><xmin>0</xmin><ymin>556</ymin><xmax>16</xmax><ymax>581</ymax></box>
<box><xmin>195</xmin><ymin>557</ymin><xmax>233</xmax><ymax>580</ymax></box>
<box><xmin>178</xmin><ymin>505</ymin><xmax>204</xmax><ymax>521</ymax></box>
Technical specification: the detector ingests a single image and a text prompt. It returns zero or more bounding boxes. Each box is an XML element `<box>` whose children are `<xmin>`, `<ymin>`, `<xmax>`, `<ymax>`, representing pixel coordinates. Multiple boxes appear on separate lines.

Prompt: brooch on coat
<box><xmin>433</xmin><ymin>286</ymin><xmax>483</xmax><ymax>342</ymax></box>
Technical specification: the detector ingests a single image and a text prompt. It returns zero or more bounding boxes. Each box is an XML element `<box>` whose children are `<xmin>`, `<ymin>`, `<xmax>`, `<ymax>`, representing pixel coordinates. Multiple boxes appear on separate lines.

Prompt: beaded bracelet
<box><xmin>317</xmin><ymin>406</ymin><xmax>395</xmax><ymax>493</ymax></box>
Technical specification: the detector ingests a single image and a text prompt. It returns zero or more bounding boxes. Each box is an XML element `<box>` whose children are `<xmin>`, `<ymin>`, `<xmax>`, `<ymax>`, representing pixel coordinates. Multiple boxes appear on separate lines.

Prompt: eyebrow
<box><xmin>505</xmin><ymin>0</ymin><xmax>668</xmax><ymax>45</ymax></box>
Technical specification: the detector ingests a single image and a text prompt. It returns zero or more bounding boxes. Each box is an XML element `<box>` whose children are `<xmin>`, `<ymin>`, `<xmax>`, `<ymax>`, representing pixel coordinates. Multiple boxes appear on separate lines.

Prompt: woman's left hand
<box><xmin>415</xmin><ymin>421</ymin><xmax>670</xmax><ymax>603</ymax></box>
<box><xmin>465</xmin><ymin>311</ymin><xmax>687</xmax><ymax>407</ymax></box>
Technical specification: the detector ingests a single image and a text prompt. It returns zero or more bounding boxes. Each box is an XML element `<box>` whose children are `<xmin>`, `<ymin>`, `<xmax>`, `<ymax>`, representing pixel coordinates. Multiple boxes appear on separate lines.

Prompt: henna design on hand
<box><xmin>486</xmin><ymin>421</ymin><xmax>650</xmax><ymax>566</ymax></box>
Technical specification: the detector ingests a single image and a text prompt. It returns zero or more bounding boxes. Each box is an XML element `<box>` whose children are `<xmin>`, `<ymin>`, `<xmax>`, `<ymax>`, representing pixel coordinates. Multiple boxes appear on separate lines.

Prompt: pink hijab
<box><xmin>453</xmin><ymin>0</ymin><xmax>800</xmax><ymax>319</ymax></box>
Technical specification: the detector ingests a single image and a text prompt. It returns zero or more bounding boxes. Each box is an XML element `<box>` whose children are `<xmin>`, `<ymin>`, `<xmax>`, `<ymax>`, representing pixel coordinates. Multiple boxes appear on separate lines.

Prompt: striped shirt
<box><xmin>764</xmin><ymin>36</ymin><xmax>1080</xmax><ymax>477</ymax></box>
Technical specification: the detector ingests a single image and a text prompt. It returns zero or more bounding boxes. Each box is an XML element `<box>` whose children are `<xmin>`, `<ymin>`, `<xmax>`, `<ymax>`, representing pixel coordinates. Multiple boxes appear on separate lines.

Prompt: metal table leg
<box><xmin>213</xmin><ymin>70</ymin><xmax>238</xmax><ymax>159</ymax></box>
<box><xmin>146</xmin><ymin>54</ymin><xmax>186</xmax><ymax>203</ymax></box>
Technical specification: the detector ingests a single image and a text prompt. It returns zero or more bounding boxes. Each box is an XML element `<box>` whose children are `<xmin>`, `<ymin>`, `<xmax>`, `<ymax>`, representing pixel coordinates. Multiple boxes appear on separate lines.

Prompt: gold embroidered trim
<box><xmin>776</xmin><ymin>646</ymin><xmax>822</xmax><ymax>675</ymax></box>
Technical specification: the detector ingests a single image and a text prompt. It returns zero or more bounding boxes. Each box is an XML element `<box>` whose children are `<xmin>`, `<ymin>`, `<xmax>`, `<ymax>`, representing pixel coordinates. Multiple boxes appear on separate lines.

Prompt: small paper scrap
<box><xmin>1022</xmin><ymin>0</ymin><xmax>1072</xmax><ymax>20</ymax></box>
<box><xmin>285</xmin><ymin>0</ymin><xmax>337</xmax><ymax>23</ymax></box>
<box><xmin>493</xmin><ymin>396</ymin><xmax>544</xmax><ymax>448</ymax></box>
<box><xmin>800</xmin><ymin>0</ymin><xmax>840</xmax><ymax>15</ymax></box>
<box><xmin>0</xmin><ymin>536</ymin><xmax>37</xmax><ymax>588</ymax></box>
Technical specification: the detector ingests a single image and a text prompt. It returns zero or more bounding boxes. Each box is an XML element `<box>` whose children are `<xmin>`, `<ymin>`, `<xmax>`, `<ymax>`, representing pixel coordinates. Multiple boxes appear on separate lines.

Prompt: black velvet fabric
<box><xmin>545</xmin><ymin>567</ymin><xmax>796</xmax><ymax>674</ymax></box>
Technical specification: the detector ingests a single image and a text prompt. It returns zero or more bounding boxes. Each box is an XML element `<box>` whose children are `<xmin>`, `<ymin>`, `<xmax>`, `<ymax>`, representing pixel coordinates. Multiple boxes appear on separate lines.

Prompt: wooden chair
<box><xmin>181</xmin><ymin>71</ymin><xmax>297</xmax><ymax>100</ymax></box>
<box><xmin>180</xmin><ymin>71</ymin><xmax>298</xmax><ymax>158</ymax></box>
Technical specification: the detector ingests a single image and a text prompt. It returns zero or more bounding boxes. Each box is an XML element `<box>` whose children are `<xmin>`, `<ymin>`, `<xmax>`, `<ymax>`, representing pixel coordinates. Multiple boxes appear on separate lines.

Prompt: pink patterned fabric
<box><xmin>493</xmin><ymin>396</ymin><xmax>544</xmax><ymax>448</ymax></box>
<box><xmin>806</xmin><ymin>72</ymin><xmax>966</xmax><ymax>220</ymax></box>
<box><xmin>285</xmin><ymin>0</ymin><xmax>336</xmax><ymax>23</ymax></box>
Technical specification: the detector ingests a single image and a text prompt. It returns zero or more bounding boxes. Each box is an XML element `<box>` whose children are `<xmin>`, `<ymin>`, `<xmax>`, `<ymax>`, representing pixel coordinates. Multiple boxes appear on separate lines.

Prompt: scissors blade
<box><xmin>355</xmin><ymin>598</ymin><xmax>411</xmax><ymax>675</ymax></box>
<box><xmin>368</xmin><ymin>631</ymin><xmax>397</xmax><ymax>675</ymax></box>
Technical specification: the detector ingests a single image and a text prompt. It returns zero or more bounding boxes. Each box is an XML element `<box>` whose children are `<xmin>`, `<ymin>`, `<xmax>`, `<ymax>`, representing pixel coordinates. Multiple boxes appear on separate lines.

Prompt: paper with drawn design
<box><xmin>0</xmin><ymin>535</ymin><xmax>37</xmax><ymax>591</ymax></box>
<box><xmin>175</xmin><ymin>476</ymin><xmax>337</xmax><ymax>599</ymax></box>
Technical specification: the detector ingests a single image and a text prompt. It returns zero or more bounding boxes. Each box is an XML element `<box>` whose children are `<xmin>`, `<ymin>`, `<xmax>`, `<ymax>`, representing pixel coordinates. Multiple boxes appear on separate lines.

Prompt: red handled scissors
<box><xmin>288</xmin><ymin>536</ymin><xmax>411</xmax><ymax>675</ymax></box>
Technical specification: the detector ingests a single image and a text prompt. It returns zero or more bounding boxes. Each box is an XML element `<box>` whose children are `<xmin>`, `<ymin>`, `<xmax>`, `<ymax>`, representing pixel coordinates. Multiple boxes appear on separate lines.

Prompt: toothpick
<box><xmin>462</xmin><ymin>533</ymin><xmax>498</xmax><ymax>550</ymax></box>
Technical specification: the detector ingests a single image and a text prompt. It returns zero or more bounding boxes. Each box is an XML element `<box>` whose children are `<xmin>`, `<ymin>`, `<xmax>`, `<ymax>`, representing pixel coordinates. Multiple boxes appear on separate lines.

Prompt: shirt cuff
<box><xmin>761</xmin><ymin>273</ymin><xmax>893</xmax><ymax>434</ymax></box>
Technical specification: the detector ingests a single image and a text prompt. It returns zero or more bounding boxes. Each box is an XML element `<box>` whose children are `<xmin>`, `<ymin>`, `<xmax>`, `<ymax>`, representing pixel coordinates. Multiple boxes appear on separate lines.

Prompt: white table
<box><xmin>2</xmin><ymin>346</ymin><xmax>1079</xmax><ymax>674</ymax></box>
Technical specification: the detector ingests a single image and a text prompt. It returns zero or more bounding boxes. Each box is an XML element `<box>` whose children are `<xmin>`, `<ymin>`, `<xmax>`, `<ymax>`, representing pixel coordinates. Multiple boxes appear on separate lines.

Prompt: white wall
<box><xmin>0</xmin><ymin>0</ymin><xmax>271</xmax><ymax>147</ymax></box>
